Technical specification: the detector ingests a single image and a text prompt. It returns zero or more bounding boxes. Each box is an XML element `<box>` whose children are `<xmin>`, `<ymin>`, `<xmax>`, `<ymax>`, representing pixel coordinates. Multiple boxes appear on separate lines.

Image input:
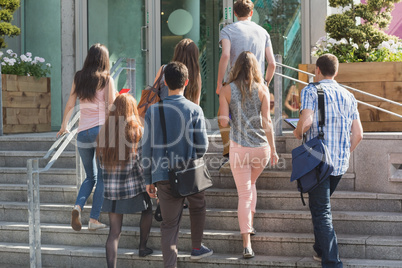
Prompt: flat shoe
<box><xmin>139</xmin><ymin>247</ymin><xmax>153</xmax><ymax>257</ymax></box>
<box><xmin>88</xmin><ymin>221</ymin><xmax>107</xmax><ymax>231</ymax></box>
<box><xmin>313</xmin><ymin>254</ymin><xmax>322</xmax><ymax>262</ymax></box>
<box><xmin>250</xmin><ymin>227</ymin><xmax>256</xmax><ymax>236</ymax></box>
<box><xmin>71</xmin><ymin>205</ymin><xmax>82</xmax><ymax>231</ymax></box>
<box><xmin>243</xmin><ymin>247</ymin><xmax>255</xmax><ymax>259</ymax></box>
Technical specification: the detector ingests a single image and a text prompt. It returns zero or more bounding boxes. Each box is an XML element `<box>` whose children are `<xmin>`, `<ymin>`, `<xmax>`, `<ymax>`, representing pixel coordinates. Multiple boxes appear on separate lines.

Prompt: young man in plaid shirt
<box><xmin>294</xmin><ymin>54</ymin><xmax>363</xmax><ymax>267</ymax></box>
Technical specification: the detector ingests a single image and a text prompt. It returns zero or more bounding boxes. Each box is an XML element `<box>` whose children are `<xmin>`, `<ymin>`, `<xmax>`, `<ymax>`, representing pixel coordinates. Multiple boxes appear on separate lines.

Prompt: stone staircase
<box><xmin>0</xmin><ymin>132</ymin><xmax>402</xmax><ymax>268</ymax></box>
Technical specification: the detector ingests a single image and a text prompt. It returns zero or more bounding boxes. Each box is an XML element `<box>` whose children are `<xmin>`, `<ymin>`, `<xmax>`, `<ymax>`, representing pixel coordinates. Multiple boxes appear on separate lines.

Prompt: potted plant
<box><xmin>299</xmin><ymin>0</ymin><xmax>402</xmax><ymax>132</ymax></box>
<box><xmin>1</xmin><ymin>50</ymin><xmax>52</xmax><ymax>133</ymax></box>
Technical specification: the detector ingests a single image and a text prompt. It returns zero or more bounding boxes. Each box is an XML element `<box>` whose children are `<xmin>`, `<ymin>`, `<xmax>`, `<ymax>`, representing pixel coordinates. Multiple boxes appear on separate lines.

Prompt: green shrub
<box><xmin>0</xmin><ymin>0</ymin><xmax>20</xmax><ymax>48</ymax></box>
<box><xmin>313</xmin><ymin>0</ymin><xmax>402</xmax><ymax>62</ymax></box>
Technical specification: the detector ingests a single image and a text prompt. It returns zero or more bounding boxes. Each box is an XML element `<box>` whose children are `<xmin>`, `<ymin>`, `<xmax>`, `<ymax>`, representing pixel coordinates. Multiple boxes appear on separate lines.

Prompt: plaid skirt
<box><xmin>102</xmin><ymin>192</ymin><xmax>152</xmax><ymax>214</ymax></box>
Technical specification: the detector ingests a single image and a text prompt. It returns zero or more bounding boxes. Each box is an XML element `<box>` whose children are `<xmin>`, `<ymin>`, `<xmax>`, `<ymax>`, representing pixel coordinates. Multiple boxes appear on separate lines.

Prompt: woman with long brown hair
<box><xmin>97</xmin><ymin>94</ymin><xmax>153</xmax><ymax>267</ymax></box>
<box><xmin>57</xmin><ymin>43</ymin><xmax>116</xmax><ymax>231</ymax></box>
<box><xmin>219</xmin><ymin>51</ymin><xmax>279</xmax><ymax>258</ymax></box>
<box><xmin>153</xmin><ymin>38</ymin><xmax>202</xmax><ymax>104</ymax></box>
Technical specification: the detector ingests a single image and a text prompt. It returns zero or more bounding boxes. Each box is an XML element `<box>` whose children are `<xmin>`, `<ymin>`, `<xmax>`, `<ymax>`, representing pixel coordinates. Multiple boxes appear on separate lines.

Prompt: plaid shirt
<box><xmin>300</xmin><ymin>79</ymin><xmax>359</xmax><ymax>176</ymax></box>
<box><xmin>101</xmin><ymin>147</ymin><xmax>146</xmax><ymax>200</ymax></box>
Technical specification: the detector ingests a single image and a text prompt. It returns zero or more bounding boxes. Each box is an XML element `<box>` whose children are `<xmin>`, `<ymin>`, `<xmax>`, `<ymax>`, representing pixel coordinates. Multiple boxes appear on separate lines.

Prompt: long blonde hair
<box><xmin>172</xmin><ymin>38</ymin><xmax>200</xmax><ymax>104</ymax></box>
<box><xmin>227</xmin><ymin>51</ymin><xmax>263</xmax><ymax>105</ymax></box>
<box><xmin>96</xmin><ymin>94</ymin><xmax>143</xmax><ymax>172</ymax></box>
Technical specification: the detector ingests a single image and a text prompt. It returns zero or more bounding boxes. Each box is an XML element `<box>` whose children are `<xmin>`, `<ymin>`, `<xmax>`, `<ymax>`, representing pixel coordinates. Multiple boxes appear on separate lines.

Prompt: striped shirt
<box><xmin>101</xmin><ymin>147</ymin><xmax>146</xmax><ymax>200</ymax></box>
<box><xmin>300</xmin><ymin>79</ymin><xmax>359</xmax><ymax>176</ymax></box>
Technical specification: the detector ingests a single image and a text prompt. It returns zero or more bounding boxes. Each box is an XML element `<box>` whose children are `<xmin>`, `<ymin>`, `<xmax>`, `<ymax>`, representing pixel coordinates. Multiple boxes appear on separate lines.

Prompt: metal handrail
<box><xmin>275</xmin><ymin>62</ymin><xmax>402</xmax><ymax>122</ymax></box>
<box><xmin>27</xmin><ymin>108</ymin><xmax>80</xmax><ymax>268</ymax></box>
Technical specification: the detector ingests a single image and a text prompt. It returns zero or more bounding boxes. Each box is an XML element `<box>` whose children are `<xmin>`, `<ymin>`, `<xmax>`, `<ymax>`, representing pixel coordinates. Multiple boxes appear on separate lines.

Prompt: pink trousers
<box><xmin>229</xmin><ymin>140</ymin><xmax>270</xmax><ymax>234</ymax></box>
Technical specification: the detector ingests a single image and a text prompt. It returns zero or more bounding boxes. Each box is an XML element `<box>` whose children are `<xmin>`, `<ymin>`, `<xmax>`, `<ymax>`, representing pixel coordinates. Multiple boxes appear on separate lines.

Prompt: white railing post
<box><xmin>126</xmin><ymin>58</ymin><xmax>136</xmax><ymax>97</ymax></box>
<box><xmin>75</xmin><ymin>141</ymin><xmax>84</xmax><ymax>193</ymax></box>
<box><xmin>28</xmin><ymin>158</ymin><xmax>42</xmax><ymax>268</ymax></box>
<box><xmin>274</xmin><ymin>55</ymin><xmax>283</xmax><ymax>136</ymax></box>
<box><xmin>33</xmin><ymin>159</ymin><xmax>42</xmax><ymax>267</ymax></box>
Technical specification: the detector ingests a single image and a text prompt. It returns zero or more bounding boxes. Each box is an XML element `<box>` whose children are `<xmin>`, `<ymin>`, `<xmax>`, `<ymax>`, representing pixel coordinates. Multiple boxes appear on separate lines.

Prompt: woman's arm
<box><xmin>218</xmin><ymin>84</ymin><xmax>231</xmax><ymax>127</ymax></box>
<box><xmin>57</xmin><ymin>83</ymin><xmax>78</xmax><ymax>137</ymax></box>
<box><xmin>107</xmin><ymin>76</ymin><xmax>117</xmax><ymax>111</ymax></box>
<box><xmin>284</xmin><ymin>88</ymin><xmax>299</xmax><ymax>112</ymax></box>
<box><xmin>260</xmin><ymin>86</ymin><xmax>279</xmax><ymax>165</ymax></box>
<box><xmin>195</xmin><ymin>73</ymin><xmax>202</xmax><ymax>105</ymax></box>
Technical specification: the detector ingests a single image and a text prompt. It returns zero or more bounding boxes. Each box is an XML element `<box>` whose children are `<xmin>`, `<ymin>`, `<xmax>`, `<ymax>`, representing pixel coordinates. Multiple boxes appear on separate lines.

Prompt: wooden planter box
<box><xmin>298</xmin><ymin>62</ymin><xmax>402</xmax><ymax>132</ymax></box>
<box><xmin>2</xmin><ymin>74</ymin><xmax>51</xmax><ymax>134</ymax></box>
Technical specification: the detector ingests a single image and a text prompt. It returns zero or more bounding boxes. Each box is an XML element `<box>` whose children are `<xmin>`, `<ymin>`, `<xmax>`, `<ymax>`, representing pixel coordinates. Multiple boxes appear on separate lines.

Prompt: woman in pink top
<box><xmin>57</xmin><ymin>43</ymin><xmax>116</xmax><ymax>231</ymax></box>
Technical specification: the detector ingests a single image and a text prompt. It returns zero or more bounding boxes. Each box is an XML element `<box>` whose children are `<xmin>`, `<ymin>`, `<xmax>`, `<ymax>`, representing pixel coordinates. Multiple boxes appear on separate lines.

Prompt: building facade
<box><xmin>4</xmin><ymin>0</ymin><xmax>355</xmax><ymax>130</ymax></box>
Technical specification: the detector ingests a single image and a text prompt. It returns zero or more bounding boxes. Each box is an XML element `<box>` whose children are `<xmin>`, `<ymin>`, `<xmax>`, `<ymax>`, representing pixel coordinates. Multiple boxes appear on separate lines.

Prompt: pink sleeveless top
<box><xmin>78</xmin><ymin>87</ymin><xmax>107</xmax><ymax>132</ymax></box>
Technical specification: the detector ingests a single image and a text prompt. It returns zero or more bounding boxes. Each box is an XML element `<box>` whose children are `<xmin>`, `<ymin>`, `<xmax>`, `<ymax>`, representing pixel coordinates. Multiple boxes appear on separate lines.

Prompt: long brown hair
<box><xmin>227</xmin><ymin>51</ymin><xmax>263</xmax><ymax>106</ymax></box>
<box><xmin>171</xmin><ymin>38</ymin><xmax>200</xmax><ymax>103</ymax></box>
<box><xmin>74</xmin><ymin>43</ymin><xmax>110</xmax><ymax>101</ymax></box>
<box><xmin>96</xmin><ymin>94</ymin><xmax>143</xmax><ymax>172</ymax></box>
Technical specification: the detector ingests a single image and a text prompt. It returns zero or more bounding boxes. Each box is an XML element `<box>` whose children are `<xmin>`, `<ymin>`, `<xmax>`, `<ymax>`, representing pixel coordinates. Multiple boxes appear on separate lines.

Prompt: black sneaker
<box><xmin>243</xmin><ymin>247</ymin><xmax>255</xmax><ymax>259</ymax></box>
<box><xmin>190</xmin><ymin>244</ymin><xmax>213</xmax><ymax>260</ymax></box>
<box><xmin>139</xmin><ymin>247</ymin><xmax>153</xmax><ymax>257</ymax></box>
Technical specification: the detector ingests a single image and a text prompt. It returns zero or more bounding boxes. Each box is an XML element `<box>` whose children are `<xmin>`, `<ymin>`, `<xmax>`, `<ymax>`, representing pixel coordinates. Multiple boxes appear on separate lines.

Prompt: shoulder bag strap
<box><xmin>312</xmin><ymin>82</ymin><xmax>325</xmax><ymax>138</ymax></box>
<box><xmin>153</xmin><ymin>67</ymin><xmax>165</xmax><ymax>92</ymax></box>
<box><xmin>158</xmin><ymin>101</ymin><xmax>169</xmax><ymax>161</ymax></box>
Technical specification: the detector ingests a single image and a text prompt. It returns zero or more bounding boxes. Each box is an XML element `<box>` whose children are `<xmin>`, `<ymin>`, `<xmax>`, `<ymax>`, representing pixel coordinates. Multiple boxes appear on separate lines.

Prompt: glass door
<box><xmin>88</xmin><ymin>0</ymin><xmax>146</xmax><ymax>100</ymax></box>
<box><xmin>144</xmin><ymin>0</ymin><xmax>302</xmax><ymax>118</ymax></box>
<box><xmin>145</xmin><ymin>0</ymin><xmax>224</xmax><ymax>118</ymax></box>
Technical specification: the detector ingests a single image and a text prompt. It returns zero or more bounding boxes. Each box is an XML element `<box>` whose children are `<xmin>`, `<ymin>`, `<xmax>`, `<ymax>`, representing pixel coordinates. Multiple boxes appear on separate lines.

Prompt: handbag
<box><xmin>137</xmin><ymin>68</ymin><xmax>165</xmax><ymax>119</ymax></box>
<box><xmin>290</xmin><ymin>83</ymin><xmax>334</xmax><ymax>205</ymax></box>
<box><xmin>158</xmin><ymin>101</ymin><xmax>213</xmax><ymax>198</ymax></box>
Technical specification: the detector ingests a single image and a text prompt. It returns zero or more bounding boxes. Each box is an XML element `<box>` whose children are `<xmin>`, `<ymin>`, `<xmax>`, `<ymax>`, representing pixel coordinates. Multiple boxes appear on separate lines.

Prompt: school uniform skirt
<box><xmin>102</xmin><ymin>192</ymin><xmax>152</xmax><ymax>214</ymax></box>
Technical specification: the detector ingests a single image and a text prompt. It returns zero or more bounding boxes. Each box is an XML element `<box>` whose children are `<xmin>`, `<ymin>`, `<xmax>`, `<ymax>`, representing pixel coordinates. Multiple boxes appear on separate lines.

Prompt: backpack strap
<box><xmin>312</xmin><ymin>82</ymin><xmax>325</xmax><ymax>139</ymax></box>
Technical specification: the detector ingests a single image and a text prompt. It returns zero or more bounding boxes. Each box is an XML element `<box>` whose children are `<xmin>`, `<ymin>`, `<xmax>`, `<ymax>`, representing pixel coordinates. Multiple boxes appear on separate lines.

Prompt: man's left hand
<box><xmin>146</xmin><ymin>184</ymin><xmax>157</xmax><ymax>199</ymax></box>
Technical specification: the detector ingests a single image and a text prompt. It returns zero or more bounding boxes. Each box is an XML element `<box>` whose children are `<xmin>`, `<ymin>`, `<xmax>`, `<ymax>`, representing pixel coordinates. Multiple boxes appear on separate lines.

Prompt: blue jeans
<box><xmin>75</xmin><ymin>125</ymin><xmax>104</xmax><ymax>220</ymax></box>
<box><xmin>308</xmin><ymin>175</ymin><xmax>343</xmax><ymax>268</ymax></box>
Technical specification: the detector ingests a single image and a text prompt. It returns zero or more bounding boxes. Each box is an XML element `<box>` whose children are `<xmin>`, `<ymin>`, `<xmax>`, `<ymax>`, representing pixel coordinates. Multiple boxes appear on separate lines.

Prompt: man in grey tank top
<box><xmin>216</xmin><ymin>0</ymin><xmax>276</xmax><ymax>172</ymax></box>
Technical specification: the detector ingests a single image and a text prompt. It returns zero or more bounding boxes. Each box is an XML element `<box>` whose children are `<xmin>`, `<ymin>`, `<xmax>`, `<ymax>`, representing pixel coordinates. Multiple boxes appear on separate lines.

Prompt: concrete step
<box><xmin>0</xmin><ymin>184</ymin><xmax>80</xmax><ymax>203</ymax></box>
<box><xmin>0</xmin><ymin>167</ymin><xmax>76</xmax><ymax>185</ymax></box>
<box><xmin>2</xmin><ymin>243</ymin><xmax>402</xmax><ymax>268</ymax></box>
<box><xmin>2</xmin><ymin>182</ymin><xmax>399</xmax><ymax>213</ymax></box>
<box><xmin>0</xmin><ymin>151</ymin><xmax>76</xmax><ymax>168</ymax></box>
<box><xmin>0</xmin><ymin>133</ymin><xmax>75</xmax><ymax>152</ymax></box>
<box><xmin>1</xmin><ymin>222</ymin><xmax>401</xmax><ymax>260</ymax></box>
<box><xmin>209</xmin><ymin>170</ymin><xmax>356</xmax><ymax>191</ymax></box>
<box><xmin>0</xmin><ymin>166</ymin><xmax>355</xmax><ymax>192</ymax></box>
<box><xmin>2</xmin><ymin>202</ymin><xmax>401</xmax><ymax>236</ymax></box>
<box><xmin>205</xmin><ymin>189</ymin><xmax>402</xmax><ymax>212</ymax></box>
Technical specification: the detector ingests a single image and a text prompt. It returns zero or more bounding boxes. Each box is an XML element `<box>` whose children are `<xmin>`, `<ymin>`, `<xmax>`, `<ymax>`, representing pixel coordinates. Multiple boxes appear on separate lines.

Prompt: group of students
<box><xmin>57</xmin><ymin>37</ymin><xmax>206</xmax><ymax>268</ymax></box>
<box><xmin>57</xmin><ymin>1</ymin><xmax>363</xmax><ymax>268</ymax></box>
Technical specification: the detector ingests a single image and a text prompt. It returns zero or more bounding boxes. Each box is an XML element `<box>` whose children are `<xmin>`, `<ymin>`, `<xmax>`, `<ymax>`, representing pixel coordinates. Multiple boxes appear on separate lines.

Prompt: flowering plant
<box><xmin>312</xmin><ymin>36</ymin><xmax>402</xmax><ymax>63</ymax></box>
<box><xmin>0</xmin><ymin>49</ymin><xmax>51</xmax><ymax>78</ymax></box>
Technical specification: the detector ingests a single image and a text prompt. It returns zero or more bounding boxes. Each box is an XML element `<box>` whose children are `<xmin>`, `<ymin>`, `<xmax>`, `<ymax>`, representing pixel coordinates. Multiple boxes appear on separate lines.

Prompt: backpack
<box><xmin>290</xmin><ymin>83</ymin><xmax>334</xmax><ymax>205</ymax></box>
<box><xmin>137</xmin><ymin>68</ymin><xmax>165</xmax><ymax>120</ymax></box>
